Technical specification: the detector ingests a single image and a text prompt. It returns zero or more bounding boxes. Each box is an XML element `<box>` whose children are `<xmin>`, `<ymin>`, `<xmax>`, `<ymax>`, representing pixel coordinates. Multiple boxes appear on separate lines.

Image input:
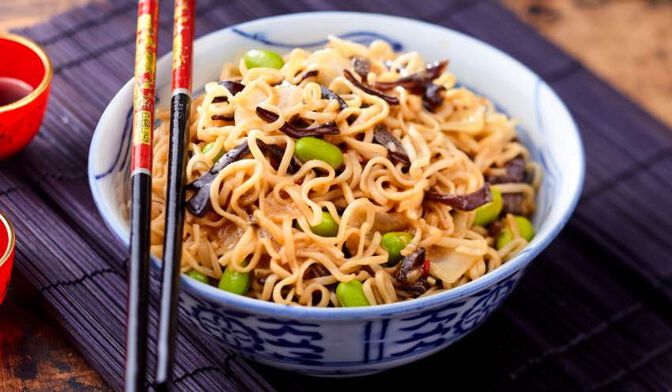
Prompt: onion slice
<box><xmin>429</xmin><ymin>250</ymin><xmax>479</xmax><ymax>284</ymax></box>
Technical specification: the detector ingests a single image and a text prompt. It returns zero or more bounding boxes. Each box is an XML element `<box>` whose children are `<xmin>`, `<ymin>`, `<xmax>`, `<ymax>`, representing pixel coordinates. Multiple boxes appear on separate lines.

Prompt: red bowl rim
<box><xmin>0</xmin><ymin>33</ymin><xmax>53</xmax><ymax>114</ymax></box>
<box><xmin>0</xmin><ymin>212</ymin><xmax>15</xmax><ymax>268</ymax></box>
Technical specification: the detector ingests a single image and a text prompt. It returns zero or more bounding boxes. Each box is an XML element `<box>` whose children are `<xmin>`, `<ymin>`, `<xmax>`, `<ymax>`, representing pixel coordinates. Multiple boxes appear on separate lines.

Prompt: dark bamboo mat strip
<box><xmin>3</xmin><ymin>0</ymin><xmax>671</xmax><ymax>390</ymax></box>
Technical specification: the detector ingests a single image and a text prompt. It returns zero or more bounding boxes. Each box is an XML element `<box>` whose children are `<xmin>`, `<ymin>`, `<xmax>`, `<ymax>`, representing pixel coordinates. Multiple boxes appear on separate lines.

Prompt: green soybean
<box><xmin>187</xmin><ymin>270</ymin><xmax>210</xmax><ymax>284</ymax></box>
<box><xmin>381</xmin><ymin>232</ymin><xmax>413</xmax><ymax>266</ymax></box>
<box><xmin>310</xmin><ymin>211</ymin><xmax>339</xmax><ymax>237</ymax></box>
<box><xmin>336</xmin><ymin>280</ymin><xmax>370</xmax><ymax>307</ymax></box>
<box><xmin>218</xmin><ymin>267</ymin><xmax>251</xmax><ymax>295</ymax></box>
<box><xmin>294</xmin><ymin>137</ymin><xmax>344</xmax><ymax>169</ymax></box>
<box><xmin>242</xmin><ymin>49</ymin><xmax>284</xmax><ymax>70</ymax></box>
<box><xmin>474</xmin><ymin>186</ymin><xmax>503</xmax><ymax>226</ymax></box>
<box><xmin>496</xmin><ymin>216</ymin><xmax>535</xmax><ymax>250</ymax></box>
<box><xmin>202</xmin><ymin>142</ymin><xmax>224</xmax><ymax>162</ymax></box>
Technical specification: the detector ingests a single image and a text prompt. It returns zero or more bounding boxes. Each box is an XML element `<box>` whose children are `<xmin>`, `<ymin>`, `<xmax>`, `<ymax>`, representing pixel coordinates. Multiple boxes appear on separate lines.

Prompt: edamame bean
<box><xmin>310</xmin><ymin>211</ymin><xmax>339</xmax><ymax>237</ymax></box>
<box><xmin>474</xmin><ymin>186</ymin><xmax>503</xmax><ymax>226</ymax></box>
<box><xmin>381</xmin><ymin>232</ymin><xmax>413</xmax><ymax>266</ymax></box>
<box><xmin>187</xmin><ymin>270</ymin><xmax>209</xmax><ymax>284</ymax></box>
<box><xmin>496</xmin><ymin>216</ymin><xmax>535</xmax><ymax>250</ymax></box>
<box><xmin>336</xmin><ymin>280</ymin><xmax>370</xmax><ymax>307</ymax></box>
<box><xmin>242</xmin><ymin>49</ymin><xmax>284</xmax><ymax>70</ymax></box>
<box><xmin>294</xmin><ymin>137</ymin><xmax>344</xmax><ymax>169</ymax></box>
<box><xmin>218</xmin><ymin>267</ymin><xmax>250</xmax><ymax>295</ymax></box>
<box><xmin>202</xmin><ymin>142</ymin><xmax>224</xmax><ymax>162</ymax></box>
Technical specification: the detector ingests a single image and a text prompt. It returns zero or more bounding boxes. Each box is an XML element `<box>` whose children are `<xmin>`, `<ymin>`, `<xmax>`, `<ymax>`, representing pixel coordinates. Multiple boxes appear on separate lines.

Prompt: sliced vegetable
<box><xmin>255</xmin><ymin>107</ymin><xmax>340</xmax><ymax>139</ymax></box>
<box><xmin>428</xmin><ymin>250</ymin><xmax>479</xmax><ymax>284</ymax></box>
<box><xmin>381</xmin><ymin>232</ymin><xmax>413</xmax><ymax>266</ymax></box>
<box><xmin>425</xmin><ymin>184</ymin><xmax>493</xmax><ymax>211</ymax></box>
<box><xmin>336</xmin><ymin>280</ymin><xmax>369</xmax><ymax>307</ymax></box>
<box><xmin>187</xmin><ymin>270</ymin><xmax>209</xmax><ymax>284</ymax></box>
<box><xmin>496</xmin><ymin>216</ymin><xmax>535</xmax><ymax>250</ymax></box>
<box><xmin>372</xmin><ymin>124</ymin><xmax>410</xmax><ymax>166</ymax></box>
<box><xmin>343</xmin><ymin>69</ymin><xmax>399</xmax><ymax>105</ymax></box>
<box><xmin>242</xmin><ymin>49</ymin><xmax>284</xmax><ymax>69</ymax></box>
<box><xmin>218</xmin><ymin>266</ymin><xmax>251</xmax><ymax>295</ymax></box>
<box><xmin>473</xmin><ymin>186</ymin><xmax>503</xmax><ymax>226</ymax></box>
<box><xmin>309</xmin><ymin>211</ymin><xmax>339</xmax><ymax>237</ymax></box>
<box><xmin>294</xmin><ymin>136</ymin><xmax>344</xmax><ymax>169</ymax></box>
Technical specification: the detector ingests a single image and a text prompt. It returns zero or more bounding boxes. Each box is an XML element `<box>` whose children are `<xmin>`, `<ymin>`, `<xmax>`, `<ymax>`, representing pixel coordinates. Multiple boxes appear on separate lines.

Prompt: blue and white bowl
<box><xmin>88</xmin><ymin>12</ymin><xmax>584</xmax><ymax>376</ymax></box>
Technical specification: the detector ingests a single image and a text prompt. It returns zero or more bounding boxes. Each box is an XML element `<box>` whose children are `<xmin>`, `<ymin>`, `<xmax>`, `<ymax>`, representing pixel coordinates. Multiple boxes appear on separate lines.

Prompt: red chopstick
<box><xmin>156</xmin><ymin>0</ymin><xmax>195</xmax><ymax>389</ymax></box>
<box><xmin>126</xmin><ymin>0</ymin><xmax>159</xmax><ymax>391</ymax></box>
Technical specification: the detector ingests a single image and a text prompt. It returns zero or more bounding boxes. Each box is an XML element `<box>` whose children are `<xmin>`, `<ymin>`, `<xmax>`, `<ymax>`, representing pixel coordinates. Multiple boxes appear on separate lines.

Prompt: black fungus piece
<box><xmin>374</xmin><ymin>60</ymin><xmax>448</xmax><ymax>93</ymax></box>
<box><xmin>212</xmin><ymin>80</ymin><xmax>245</xmax><ymax>103</ymax></box>
<box><xmin>256</xmin><ymin>140</ymin><xmax>301</xmax><ymax>174</ymax></box>
<box><xmin>501</xmin><ymin>192</ymin><xmax>526</xmax><ymax>215</ymax></box>
<box><xmin>372</xmin><ymin>124</ymin><xmax>410</xmax><ymax>166</ymax></box>
<box><xmin>423</xmin><ymin>83</ymin><xmax>446</xmax><ymax>112</ymax></box>
<box><xmin>395</xmin><ymin>248</ymin><xmax>430</xmax><ymax>296</ymax></box>
<box><xmin>404</xmin><ymin>280</ymin><xmax>430</xmax><ymax>296</ymax></box>
<box><xmin>211</xmin><ymin>114</ymin><xmax>234</xmax><ymax>121</ymax></box>
<box><xmin>395</xmin><ymin>248</ymin><xmax>426</xmax><ymax>285</ymax></box>
<box><xmin>255</xmin><ymin>107</ymin><xmax>340</xmax><ymax>139</ymax></box>
<box><xmin>352</xmin><ymin>57</ymin><xmax>371</xmax><ymax>80</ymax></box>
<box><xmin>425</xmin><ymin>184</ymin><xmax>492</xmax><ymax>211</ymax></box>
<box><xmin>320</xmin><ymin>86</ymin><xmax>348</xmax><ymax>111</ymax></box>
<box><xmin>343</xmin><ymin>69</ymin><xmax>399</xmax><ymax>105</ymax></box>
<box><xmin>304</xmin><ymin>263</ymin><xmax>331</xmax><ymax>280</ymax></box>
<box><xmin>297</xmin><ymin>69</ymin><xmax>319</xmax><ymax>84</ymax></box>
<box><xmin>487</xmin><ymin>219</ymin><xmax>504</xmax><ymax>239</ymax></box>
<box><xmin>487</xmin><ymin>157</ymin><xmax>527</xmax><ymax>184</ymax></box>
<box><xmin>374</xmin><ymin>61</ymin><xmax>448</xmax><ymax>111</ymax></box>
<box><xmin>186</xmin><ymin>141</ymin><xmax>250</xmax><ymax>217</ymax></box>
<box><xmin>341</xmin><ymin>243</ymin><xmax>353</xmax><ymax>259</ymax></box>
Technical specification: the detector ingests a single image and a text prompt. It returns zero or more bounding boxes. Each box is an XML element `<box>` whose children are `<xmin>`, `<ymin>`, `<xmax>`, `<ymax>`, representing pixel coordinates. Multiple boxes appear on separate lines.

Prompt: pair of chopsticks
<box><xmin>126</xmin><ymin>0</ymin><xmax>195</xmax><ymax>391</ymax></box>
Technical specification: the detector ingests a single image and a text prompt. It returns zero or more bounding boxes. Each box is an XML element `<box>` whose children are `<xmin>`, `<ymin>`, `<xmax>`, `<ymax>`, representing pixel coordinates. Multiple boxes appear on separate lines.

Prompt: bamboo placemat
<box><xmin>2</xmin><ymin>0</ymin><xmax>671</xmax><ymax>390</ymax></box>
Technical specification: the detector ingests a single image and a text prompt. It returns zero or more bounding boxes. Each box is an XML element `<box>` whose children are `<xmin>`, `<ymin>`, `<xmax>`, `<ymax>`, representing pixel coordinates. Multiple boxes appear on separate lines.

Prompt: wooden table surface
<box><xmin>0</xmin><ymin>0</ymin><xmax>670</xmax><ymax>390</ymax></box>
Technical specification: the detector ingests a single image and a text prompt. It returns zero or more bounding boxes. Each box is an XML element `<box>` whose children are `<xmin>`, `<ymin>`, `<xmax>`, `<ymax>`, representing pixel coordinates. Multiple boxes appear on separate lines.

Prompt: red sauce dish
<box><xmin>0</xmin><ymin>34</ymin><xmax>53</xmax><ymax>158</ymax></box>
<box><xmin>0</xmin><ymin>212</ymin><xmax>15</xmax><ymax>304</ymax></box>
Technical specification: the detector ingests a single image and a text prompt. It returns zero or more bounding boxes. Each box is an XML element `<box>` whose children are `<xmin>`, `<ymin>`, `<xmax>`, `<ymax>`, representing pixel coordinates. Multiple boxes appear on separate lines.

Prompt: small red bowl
<box><xmin>0</xmin><ymin>34</ymin><xmax>53</xmax><ymax>158</ymax></box>
<box><xmin>0</xmin><ymin>212</ymin><xmax>15</xmax><ymax>304</ymax></box>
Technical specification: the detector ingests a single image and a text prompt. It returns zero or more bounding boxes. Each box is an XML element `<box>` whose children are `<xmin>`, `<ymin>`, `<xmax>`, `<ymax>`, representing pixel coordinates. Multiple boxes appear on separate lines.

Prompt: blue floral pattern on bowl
<box><xmin>180</xmin><ymin>269</ymin><xmax>523</xmax><ymax>376</ymax></box>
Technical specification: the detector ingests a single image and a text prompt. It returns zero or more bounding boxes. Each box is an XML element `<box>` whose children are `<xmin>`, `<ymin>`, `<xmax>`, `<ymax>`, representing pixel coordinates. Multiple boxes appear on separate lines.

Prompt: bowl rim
<box><xmin>88</xmin><ymin>11</ymin><xmax>585</xmax><ymax>320</ymax></box>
